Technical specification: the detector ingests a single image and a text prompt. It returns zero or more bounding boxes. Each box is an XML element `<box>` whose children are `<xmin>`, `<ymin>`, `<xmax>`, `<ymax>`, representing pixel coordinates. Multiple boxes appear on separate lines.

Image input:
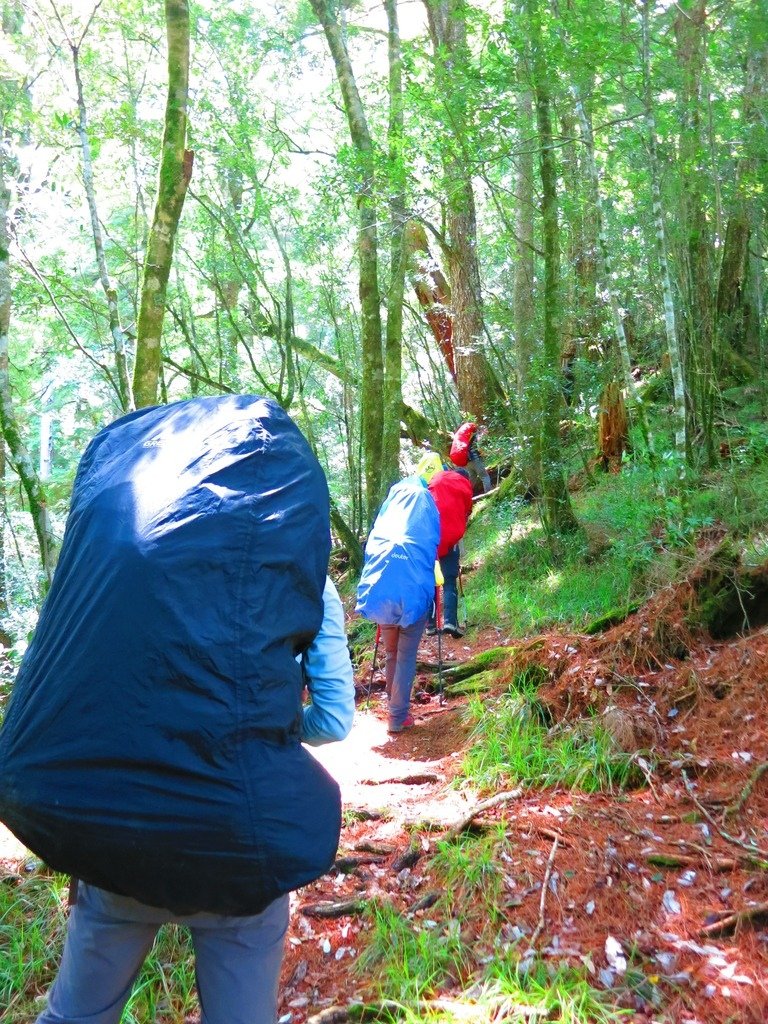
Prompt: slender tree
<box><xmin>674</xmin><ymin>0</ymin><xmax>715</xmax><ymax>462</ymax></box>
<box><xmin>133</xmin><ymin>0</ymin><xmax>193</xmax><ymax>408</ymax></box>
<box><xmin>422</xmin><ymin>0</ymin><xmax>501</xmax><ymax>424</ymax></box>
<box><xmin>0</xmin><ymin>130</ymin><xmax>57</xmax><ymax>586</ymax></box>
<box><xmin>382</xmin><ymin>0</ymin><xmax>406</xmax><ymax>495</ymax></box>
<box><xmin>526</xmin><ymin>0</ymin><xmax>578</xmax><ymax>533</ymax></box>
<box><xmin>641</xmin><ymin>0</ymin><xmax>688</xmax><ymax>465</ymax></box>
<box><xmin>309</xmin><ymin>0</ymin><xmax>387</xmax><ymax>517</ymax></box>
<box><xmin>49</xmin><ymin>0</ymin><xmax>133</xmax><ymax>412</ymax></box>
<box><xmin>513</xmin><ymin>87</ymin><xmax>539</xmax><ymax>493</ymax></box>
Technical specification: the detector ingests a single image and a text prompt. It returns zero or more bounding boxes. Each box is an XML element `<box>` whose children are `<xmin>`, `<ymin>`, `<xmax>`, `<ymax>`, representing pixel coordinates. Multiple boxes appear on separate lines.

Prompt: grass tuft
<box><xmin>462</xmin><ymin>692</ymin><xmax>640</xmax><ymax>793</ymax></box>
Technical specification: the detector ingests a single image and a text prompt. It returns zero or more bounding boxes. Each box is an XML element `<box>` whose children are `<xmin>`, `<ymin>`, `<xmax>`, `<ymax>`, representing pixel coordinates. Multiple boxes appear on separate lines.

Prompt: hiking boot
<box><xmin>442</xmin><ymin>623</ymin><xmax>464</xmax><ymax>639</ymax></box>
<box><xmin>388</xmin><ymin>714</ymin><xmax>415</xmax><ymax>734</ymax></box>
<box><xmin>425</xmin><ymin>625</ymin><xmax>439</xmax><ymax>636</ymax></box>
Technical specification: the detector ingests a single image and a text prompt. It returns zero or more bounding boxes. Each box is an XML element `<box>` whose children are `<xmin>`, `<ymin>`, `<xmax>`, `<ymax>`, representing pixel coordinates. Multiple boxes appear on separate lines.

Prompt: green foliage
<box><xmin>431</xmin><ymin>825</ymin><xmax>511</xmax><ymax>922</ymax></box>
<box><xmin>462</xmin><ymin>692</ymin><xmax>640</xmax><ymax>793</ymax></box>
<box><xmin>0</xmin><ymin>870</ymin><xmax>197</xmax><ymax>1024</ymax></box>
<box><xmin>480</xmin><ymin>959</ymin><xmax>630</xmax><ymax>1024</ymax></box>
<box><xmin>356</xmin><ymin>901</ymin><xmax>467</xmax><ymax>1003</ymax></box>
<box><xmin>0</xmin><ymin>869</ymin><xmax>66</xmax><ymax>1022</ymax></box>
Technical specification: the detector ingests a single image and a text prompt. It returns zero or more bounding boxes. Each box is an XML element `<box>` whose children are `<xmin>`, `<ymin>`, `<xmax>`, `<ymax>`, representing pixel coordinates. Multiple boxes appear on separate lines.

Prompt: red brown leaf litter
<box><xmin>279</xmin><ymin>588</ymin><xmax>768</xmax><ymax>1024</ymax></box>
<box><xmin>2</xmin><ymin>579</ymin><xmax>767</xmax><ymax>1024</ymax></box>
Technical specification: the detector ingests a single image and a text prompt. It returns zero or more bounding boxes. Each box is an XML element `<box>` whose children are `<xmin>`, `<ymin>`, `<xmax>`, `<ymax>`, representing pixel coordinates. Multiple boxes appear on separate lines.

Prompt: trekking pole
<box><xmin>436</xmin><ymin>585</ymin><xmax>445</xmax><ymax>705</ymax></box>
<box><xmin>365</xmin><ymin>625</ymin><xmax>381</xmax><ymax>702</ymax></box>
<box><xmin>457</xmin><ymin>565</ymin><xmax>467</xmax><ymax>629</ymax></box>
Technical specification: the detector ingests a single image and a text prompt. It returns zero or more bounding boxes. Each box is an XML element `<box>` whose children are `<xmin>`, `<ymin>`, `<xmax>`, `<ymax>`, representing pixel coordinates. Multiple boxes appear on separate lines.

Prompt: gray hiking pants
<box><xmin>382</xmin><ymin>613</ymin><xmax>427</xmax><ymax>727</ymax></box>
<box><xmin>35</xmin><ymin>882</ymin><xmax>289</xmax><ymax>1024</ymax></box>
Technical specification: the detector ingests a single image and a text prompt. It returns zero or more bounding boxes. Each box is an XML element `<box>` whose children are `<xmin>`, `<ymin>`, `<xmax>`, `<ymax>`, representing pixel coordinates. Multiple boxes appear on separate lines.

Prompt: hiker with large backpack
<box><xmin>356</xmin><ymin>463</ymin><xmax>440</xmax><ymax>733</ymax></box>
<box><xmin>426</xmin><ymin>467</ymin><xmax>474</xmax><ymax>639</ymax></box>
<box><xmin>0</xmin><ymin>395</ymin><xmax>355</xmax><ymax>1024</ymax></box>
<box><xmin>449</xmin><ymin>420</ymin><xmax>492</xmax><ymax>494</ymax></box>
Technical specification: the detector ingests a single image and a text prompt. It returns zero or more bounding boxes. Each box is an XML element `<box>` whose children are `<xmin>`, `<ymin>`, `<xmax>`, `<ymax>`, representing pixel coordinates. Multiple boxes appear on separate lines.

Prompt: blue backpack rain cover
<box><xmin>0</xmin><ymin>395</ymin><xmax>339</xmax><ymax>915</ymax></box>
<box><xmin>355</xmin><ymin>479</ymin><xmax>440</xmax><ymax>627</ymax></box>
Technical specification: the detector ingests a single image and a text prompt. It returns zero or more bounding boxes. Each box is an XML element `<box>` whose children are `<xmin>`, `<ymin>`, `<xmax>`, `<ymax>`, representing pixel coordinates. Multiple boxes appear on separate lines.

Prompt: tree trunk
<box><xmin>404</xmin><ymin>221</ymin><xmax>456</xmax><ymax>381</ymax></box>
<box><xmin>309</xmin><ymin>0</ymin><xmax>385</xmax><ymax>519</ymax></box>
<box><xmin>716</xmin><ymin>43</ymin><xmax>767</xmax><ymax>358</ymax></box>
<box><xmin>382</xmin><ymin>0</ymin><xmax>405</xmax><ymax>498</ymax></box>
<box><xmin>512</xmin><ymin>88</ymin><xmax>539</xmax><ymax>494</ymax></box>
<box><xmin>68</xmin><ymin>30</ymin><xmax>133</xmax><ymax>412</ymax></box>
<box><xmin>642</xmin><ymin>0</ymin><xmax>688</xmax><ymax>466</ymax></box>
<box><xmin>527</xmin><ymin>0</ymin><xmax>579</xmax><ymax>534</ymax></box>
<box><xmin>597</xmin><ymin>381</ymin><xmax>629</xmax><ymax>472</ymax></box>
<box><xmin>0</xmin><ymin>151</ymin><xmax>56</xmax><ymax>588</ymax></box>
<box><xmin>133</xmin><ymin>0</ymin><xmax>193</xmax><ymax>409</ymax></box>
<box><xmin>423</xmin><ymin>0</ymin><xmax>499</xmax><ymax>424</ymax></box>
<box><xmin>675</xmin><ymin>0</ymin><xmax>715</xmax><ymax>463</ymax></box>
<box><xmin>569</xmin><ymin>83</ymin><xmax>655</xmax><ymax>465</ymax></box>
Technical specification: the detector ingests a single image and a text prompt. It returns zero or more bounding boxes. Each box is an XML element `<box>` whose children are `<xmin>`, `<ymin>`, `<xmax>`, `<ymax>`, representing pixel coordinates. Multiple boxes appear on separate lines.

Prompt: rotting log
<box><xmin>439</xmin><ymin>646</ymin><xmax>515</xmax><ymax>681</ymax></box>
<box><xmin>584</xmin><ymin>602</ymin><xmax>641</xmax><ymax>635</ymax></box>
<box><xmin>686</xmin><ymin>543</ymin><xmax>768</xmax><ymax>639</ymax></box>
<box><xmin>300</xmin><ymin>898</ymin><xmax>370</xmax><ymax>919</ymax></box>
<box><xmin>596</xmin><ymin>380</ymin><xmax>628</xmax><ymax>472</ymax></box>
<box><xmin>700</xmin><ymin>901</ymin><xmax>768</xmax><ymax>937</ymax></box>
<box><xmin>443</xmin><ymin>669</ymin><xmax>498</xmax><ymax>697</ymax></box>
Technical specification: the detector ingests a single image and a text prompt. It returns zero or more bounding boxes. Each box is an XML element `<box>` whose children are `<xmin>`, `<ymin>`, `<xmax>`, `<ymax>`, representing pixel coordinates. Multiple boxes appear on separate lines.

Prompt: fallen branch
<box><xmin>528</xmin><ymin>836</ymin><xmax>559</xmax><ymax>948</ymax></box>
<box><xmin>361</xmin><ymin>773</ymin><xmax>441</xmax><ymax>786</ymax></box>
<box><xmin>334</xmin><ymin>854</ymin><xmax>387</xmax><ymax>873</ymax></box>
<box><xmin>700</xmin><ymin>901</ymin><xmax>768</xmax><ymax>937</ymax></box>
<box><xmin>392</xmin><ymin>841</ymin><xmax>423</xmax><ymax>872</ymax></box>
<box><xmin>724</xmin><ymin>761</ymin><xmax>768</xmax><ymax>818</ymax></box>
<box><xmin>646</xmin><ymin>852</ymin><xmax>737</xmax><ymax>871</ymax></box>
<box><xmin>523</xmin><ymin>824</ymin><xmax>572</xmax><ymax>849</ymax></box>
<box><xmin>355</xmin><ymin>841</ymin><xmax>396</xmax><ymax>856</ymax></box>
<box><xmin>681</xmin><ymin>771</ymin><xmax>768</xmax><ymax>861</ymax></box>
<box><xmin>300</xmin><ymin>898</ymin><xmax>370</xmax><ymax>919</ymax></box>
<box><xmin>307</xmin><ymin>996</ymin><xmax>540</xmax><ymax>1024</ymax></box>
<box><xmin>408</xmin><ymin>890</ymin><xmax>441</xmax><ymax>914</ymax></box>
<box><xmin>444</xmin><ymin>788</ymin><xmax>524</xmax><ymax>841</ymax></box>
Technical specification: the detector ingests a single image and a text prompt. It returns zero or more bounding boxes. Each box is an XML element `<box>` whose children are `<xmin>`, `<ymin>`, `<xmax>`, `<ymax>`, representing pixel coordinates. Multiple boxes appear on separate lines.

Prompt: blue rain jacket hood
<box><xmin>355</xmin><ymin>479</ymin><xmax>440</xmax><ymax>627</ymax></box>
<box><xmin>0</xmin><ymin>395</ymin><xmax>339</xmax><ymax>916</ymax></box>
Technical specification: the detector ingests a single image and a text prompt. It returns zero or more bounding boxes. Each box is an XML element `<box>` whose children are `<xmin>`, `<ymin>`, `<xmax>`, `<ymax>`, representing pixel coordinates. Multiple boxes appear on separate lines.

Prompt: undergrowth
<box><xmin>466</xmin><ymin>452</ymin><xmax>768</xmax><ymax>639</ymax></box>
<box><xmin>0</xmin><ymin>870</ymin><xmax>197</xmax><ymax>1024</ymax></box>
<box><xmin>356</xmin><ymin>840</ymin><xmax>629</xmax><ymax>1024</ymax></box>
<box><xmin>462</xmin><ymin>687</ymin><xmax>641</xmax><ymax>793</ymax></box>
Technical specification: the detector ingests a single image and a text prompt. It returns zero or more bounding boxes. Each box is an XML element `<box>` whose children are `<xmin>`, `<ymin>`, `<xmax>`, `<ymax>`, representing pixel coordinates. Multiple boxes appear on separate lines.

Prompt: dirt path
<box><xmin>279</xmin><ymin>623</ymin><xmax>768</xmax><ymax>1024</ymax></box>
<box><xmin>2</xmin><ymin>622</ymin><xmax>767</xmax><ymax>1024</ymax></box>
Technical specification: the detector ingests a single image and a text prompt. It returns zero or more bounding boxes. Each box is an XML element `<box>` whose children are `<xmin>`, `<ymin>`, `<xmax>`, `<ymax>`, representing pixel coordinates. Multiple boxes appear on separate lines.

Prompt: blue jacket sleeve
<box><xmin>301</xmin><ymin>577</ymin><xmax>355</xmax><ymax>746</ymax></box>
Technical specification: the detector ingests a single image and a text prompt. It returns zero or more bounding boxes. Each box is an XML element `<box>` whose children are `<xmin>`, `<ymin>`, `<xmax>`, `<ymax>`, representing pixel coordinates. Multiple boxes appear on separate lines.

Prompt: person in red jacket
<box><xmin>426</xmin><ymin>468</ymin><xmax>474</xmax><ymax>638</ymax></box>
<box><xmin>449</xmin><ymin>421</ymin><xmax>491</xmax><ymax>494</ymax></box>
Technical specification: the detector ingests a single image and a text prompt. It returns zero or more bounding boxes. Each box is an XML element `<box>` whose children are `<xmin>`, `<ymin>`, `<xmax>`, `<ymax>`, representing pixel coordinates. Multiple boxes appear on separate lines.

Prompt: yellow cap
<box><xmin>415</xmin><ymin>451</ymin><xmax>442</xmax><ymax>484</ymax></box>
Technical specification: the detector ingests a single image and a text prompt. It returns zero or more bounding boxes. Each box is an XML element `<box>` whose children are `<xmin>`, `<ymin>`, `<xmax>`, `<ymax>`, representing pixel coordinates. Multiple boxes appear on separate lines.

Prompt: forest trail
<box><xmin>280</xmin><ymin>616</ymin><xmax>768</xmax><ymax>1024</ymax></box>
<box><xmin>1</xmin><ymin>618</ymin><xmax>766</xmax><ymax>1024</ymax></box>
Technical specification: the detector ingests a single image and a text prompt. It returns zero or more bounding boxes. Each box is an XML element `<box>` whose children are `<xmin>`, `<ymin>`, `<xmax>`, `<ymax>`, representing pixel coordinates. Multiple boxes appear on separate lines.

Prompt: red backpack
<box><xmin>449</xmin><ymin>421</ymin><xmax>477</xmax><ymax>467</ymax></box>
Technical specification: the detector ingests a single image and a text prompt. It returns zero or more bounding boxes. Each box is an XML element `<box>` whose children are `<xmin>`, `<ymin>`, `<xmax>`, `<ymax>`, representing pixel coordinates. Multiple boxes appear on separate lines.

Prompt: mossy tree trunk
<box><xmin>309</xmin><ymin>0</ymin><xmax>390</xmax><ymax>521</ymax></box>
<box><xmin>513</xmin><ymin>88</ymin><xmax>540</xmax><ymax>495</ymax></box>
<box><xmin>674</xmin><ymin>0</ymin><xmax>715</xmax><ymax>464</ymax></box>
<box><xmin>716</xmin><ymin>43</ymin><xmax>767</xmax><ymax>359</ymax></box>
<box><xmin>133</xmin><ymin>0</ymin><xmax>193</xmax><ymax>409</ymax></box>
<box><xmin>641</xmin><ymin>0</ymin><xmax>688</xmax><ymax>467</ymax></box>
<box><xmin>527</xmin><ymin>0</ymin><xmax>579</xmax><ymax>535</ymax></box>
<box><xmin>383</xmin><ymin>0</ymin><xmax>406</xmax><ymax>500</ymax></box>
<box><xmin>423</xmin><ymin>0</ymin><xmax>503</xmax><ymax>425</ymax></box>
